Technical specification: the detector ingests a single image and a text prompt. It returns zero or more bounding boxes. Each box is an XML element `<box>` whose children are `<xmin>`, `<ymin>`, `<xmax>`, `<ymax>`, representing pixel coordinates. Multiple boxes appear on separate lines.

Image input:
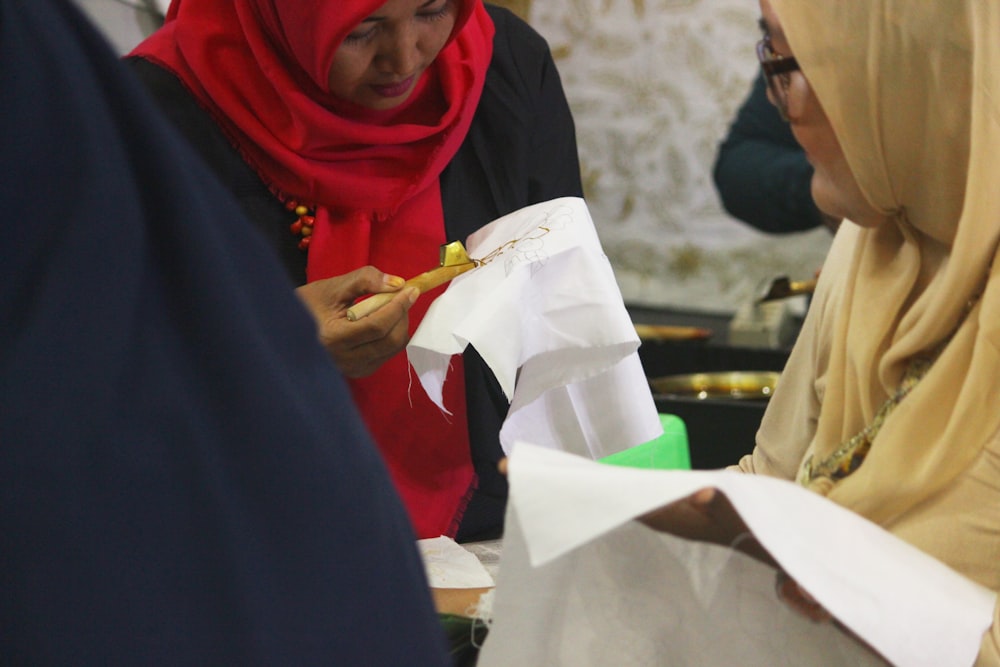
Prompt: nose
<box><xmin>377</xmin><ymin>23</ymin><xmax>421</xmax><ymax>76</ymax></box>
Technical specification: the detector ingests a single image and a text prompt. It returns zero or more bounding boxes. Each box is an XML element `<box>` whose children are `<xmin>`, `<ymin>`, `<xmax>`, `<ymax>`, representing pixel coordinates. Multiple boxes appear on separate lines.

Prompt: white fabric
<box><xmin>416</xmin><ymin>536</ymin><xmax>494</xmax><ymax>589</ymax></box>
<box><xmin>408</xmin><ymin>197</ymin><xmax>661</xmax><ymax>458</ymax></box>
<box><xmin>478</xmin><ymin>444</ymin><xmax>996</xmax><ymax>667</ymax></box>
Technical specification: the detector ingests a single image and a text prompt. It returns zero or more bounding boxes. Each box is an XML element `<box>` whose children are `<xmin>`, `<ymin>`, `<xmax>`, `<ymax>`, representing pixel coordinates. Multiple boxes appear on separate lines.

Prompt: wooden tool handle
<box><xmin>345</xmin><ymin>262</ymin><xmax>475</xmax><ymax>322</ymax></box>
<box><xmin>345</xmin><ymin>291</ymin><xmax>397</xmax><ymax>322</ymax></box>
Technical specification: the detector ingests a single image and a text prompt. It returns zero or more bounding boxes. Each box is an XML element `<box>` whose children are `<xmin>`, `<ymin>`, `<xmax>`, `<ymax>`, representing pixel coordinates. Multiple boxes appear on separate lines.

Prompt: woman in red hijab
<box><xmin>128</xmin><ymin>0</ymin><xmax>583</xmax><ymax>541</ymax></box>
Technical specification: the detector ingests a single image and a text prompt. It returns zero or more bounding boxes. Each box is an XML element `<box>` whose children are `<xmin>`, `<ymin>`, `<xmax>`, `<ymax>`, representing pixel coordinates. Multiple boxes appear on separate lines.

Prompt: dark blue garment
<box><xmin>713</xmin><ymin>73</ymin><xmax>824</xmax><ymax>234</ymax></box>
<box><xmin>0</xmin><ymin>1</ymin><xmax>449</xmax><ymax>664</ymax></box>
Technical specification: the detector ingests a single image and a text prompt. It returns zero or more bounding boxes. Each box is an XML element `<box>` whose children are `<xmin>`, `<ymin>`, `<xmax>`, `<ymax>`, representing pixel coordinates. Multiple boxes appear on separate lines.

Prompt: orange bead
<box><xmin>298</xmin><ymin>236</ymin><xmax>312</xmax><ymax>250</ymax></box>
<box><xmin>300</xmin><ymin>215</ymin><xmax>315</xmax><ymax>227</ymax></box>
<box><xmin>289</xmin><ymin>220</ymin><xmax>303</xmax><ymax>234</ymax></box>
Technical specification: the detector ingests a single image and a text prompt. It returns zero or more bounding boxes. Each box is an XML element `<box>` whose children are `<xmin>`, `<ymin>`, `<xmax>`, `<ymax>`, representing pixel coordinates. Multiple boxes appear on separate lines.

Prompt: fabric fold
<box><xmin>407</xmin><ymin>197</ymin><xmax>661</xmax><ymax>458</ymax></box>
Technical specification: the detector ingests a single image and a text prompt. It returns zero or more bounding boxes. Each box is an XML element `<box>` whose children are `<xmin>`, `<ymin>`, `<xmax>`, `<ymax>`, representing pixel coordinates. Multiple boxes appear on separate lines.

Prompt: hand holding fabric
<box><xmin>641</xmin><ymin>489</ymin><xmax>836</xmax><ymax>623</ymax></box>
<box><xmin>639</xmin><ymin>487</ymin><xmax>777</xmax><ymax>568</ymax></box>
<box><xmin>295</xmin><ymin>267</ymin><xmax>418</xmax><ymax>377</ymax></box>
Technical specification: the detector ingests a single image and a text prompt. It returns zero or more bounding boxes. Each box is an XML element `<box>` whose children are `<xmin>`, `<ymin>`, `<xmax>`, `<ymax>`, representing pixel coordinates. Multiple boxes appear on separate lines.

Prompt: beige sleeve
<box><xmin>733</xmin><ymin>225</ymin><xmax>858</xmax><ymax>479</ymax></box>
<box><xmin>977</xmin><ymin>602</ymin><xmax>1000</xmax><ymax>666</ymax></box>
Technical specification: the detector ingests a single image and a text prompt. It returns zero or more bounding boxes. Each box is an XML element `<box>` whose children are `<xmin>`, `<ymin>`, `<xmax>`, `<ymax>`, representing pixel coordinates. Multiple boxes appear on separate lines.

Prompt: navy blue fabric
<box><xmin>0</xmin><ymin>1</ymin><xmax>449</xmax><ymax>664</ymax></box>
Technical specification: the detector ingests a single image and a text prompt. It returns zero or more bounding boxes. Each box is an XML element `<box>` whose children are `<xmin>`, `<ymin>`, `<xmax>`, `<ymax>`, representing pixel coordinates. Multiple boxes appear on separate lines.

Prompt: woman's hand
<box><xmin>775</xmin><ymin>571</ymin><xmax>832</xmax><ymax>622</ymax></box>
<box><xmin>644</xmin><ymin>490</ymin><xmax>836</xmax><ymax>624</ymax></box>
<box><xmin>295</xmin><ymin>266</ymin><xmax>419</xmax><ymax>378</ymax></box>
<box><xmin>638</xmin><ymin>487</ymin><xmax>777</xmax><ymax>568</ymax></box>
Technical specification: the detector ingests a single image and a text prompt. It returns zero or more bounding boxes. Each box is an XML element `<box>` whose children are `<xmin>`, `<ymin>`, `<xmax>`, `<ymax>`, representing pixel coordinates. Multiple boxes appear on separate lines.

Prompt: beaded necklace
<box><xmin>284</xmin><ymin>199</ymin><xmax>316</xmax><ymax>250</ymax></box>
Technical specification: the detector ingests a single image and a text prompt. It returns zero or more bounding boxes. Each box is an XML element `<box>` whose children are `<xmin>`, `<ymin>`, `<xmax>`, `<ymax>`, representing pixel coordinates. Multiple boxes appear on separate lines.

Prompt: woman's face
<box><xmin>328</xmin><ymin>0</ymin><xmax>459</xmax><ymax>110</ymax></box>
<box><xmin>759</xmin><ymin>0</ymin><xmax>890</xmax><ymax>228</ymax></box>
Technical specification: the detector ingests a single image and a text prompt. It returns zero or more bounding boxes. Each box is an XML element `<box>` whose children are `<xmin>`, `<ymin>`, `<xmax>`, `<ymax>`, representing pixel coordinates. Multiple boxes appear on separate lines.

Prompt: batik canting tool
<box><xmin>345</xmin><ymin>240</ymin><xmax>478</xmax><ymax>321</ymax></box>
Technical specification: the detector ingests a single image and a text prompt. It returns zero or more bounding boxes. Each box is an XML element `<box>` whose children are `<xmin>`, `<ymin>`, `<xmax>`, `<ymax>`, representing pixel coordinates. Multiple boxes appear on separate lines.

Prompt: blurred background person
<box><xmin>713</xmin><ymin>72</ymin><xmax>839</xmax><ymax>234</ymax></box>
<box><xmin>69</xmin><ymin>0</ymin><xmax>165</xmax><ymax>53</ymax></box>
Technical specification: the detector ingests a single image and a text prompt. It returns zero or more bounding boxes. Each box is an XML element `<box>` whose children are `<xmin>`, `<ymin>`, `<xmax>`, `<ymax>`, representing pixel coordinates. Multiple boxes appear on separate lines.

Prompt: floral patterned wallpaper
<box><xmin>522</xmin><ymin>0</ymin><xmax>832</xmax><ymax>313</ymax></box>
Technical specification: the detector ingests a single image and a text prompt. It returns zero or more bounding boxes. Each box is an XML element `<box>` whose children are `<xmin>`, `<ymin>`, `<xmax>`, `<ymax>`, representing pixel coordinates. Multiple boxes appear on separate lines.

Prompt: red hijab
<box><xmin>133</xmin><ymin>0</ymin><xmax>495</xmax><ymax>538</ymax></box>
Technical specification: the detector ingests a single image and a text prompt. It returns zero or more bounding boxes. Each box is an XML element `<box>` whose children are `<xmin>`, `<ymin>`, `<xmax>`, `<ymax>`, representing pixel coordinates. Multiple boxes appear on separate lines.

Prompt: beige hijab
<box><xmin>769</xmin><ymin>0</ymin><xmax>1000</xmax><ymax>525</ymax></box>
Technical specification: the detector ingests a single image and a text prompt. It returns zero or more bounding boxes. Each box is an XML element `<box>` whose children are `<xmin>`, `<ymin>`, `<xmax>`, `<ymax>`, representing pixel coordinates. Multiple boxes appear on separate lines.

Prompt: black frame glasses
<box><xmin>756</xmin><ymin>36</ymin><xmax>800</xmax><ymax>121</ymax></box>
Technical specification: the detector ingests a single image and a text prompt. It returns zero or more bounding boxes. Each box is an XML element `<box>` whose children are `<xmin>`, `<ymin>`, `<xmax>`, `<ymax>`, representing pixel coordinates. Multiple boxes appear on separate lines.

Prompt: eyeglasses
<box><xmin>756</xmin><ymin>36</ymin><xmax>800</xmax><ymax>121</ymax></box>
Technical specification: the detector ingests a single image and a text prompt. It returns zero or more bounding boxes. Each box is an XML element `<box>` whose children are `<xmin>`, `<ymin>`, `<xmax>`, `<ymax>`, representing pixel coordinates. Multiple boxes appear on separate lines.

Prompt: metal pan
<box><xmin>649</xmin><ymin>371</ymin><xmax>779</xmax><ymax>401</ymax></box>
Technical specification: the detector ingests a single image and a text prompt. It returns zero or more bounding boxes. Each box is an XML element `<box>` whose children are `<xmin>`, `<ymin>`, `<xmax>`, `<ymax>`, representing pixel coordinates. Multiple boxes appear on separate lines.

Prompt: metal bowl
<box><xmin>648</xmin><ymin>371</ymin><xmax>779</xmax><ymax>401</ymax></box>
<box><xmin>634</xmin><ymin>323</ymin><xmax>713</xmax><ymax>342</ymax></box>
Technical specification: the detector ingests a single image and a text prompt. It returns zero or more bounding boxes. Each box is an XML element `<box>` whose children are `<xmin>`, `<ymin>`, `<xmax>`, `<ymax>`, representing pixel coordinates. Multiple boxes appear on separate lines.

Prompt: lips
<box><xmin>372</xmin><ymin>75</ymin><xmax>415</xmax><ymax>99</ymax></box>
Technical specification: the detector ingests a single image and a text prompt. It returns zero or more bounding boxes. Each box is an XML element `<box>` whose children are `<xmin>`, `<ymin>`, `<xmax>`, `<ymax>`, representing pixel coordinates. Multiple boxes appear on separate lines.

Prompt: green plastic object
<box><xmin>600</xmin><ymin>413</ymin><xmax>691</xmax><ymax>471</ymax></box>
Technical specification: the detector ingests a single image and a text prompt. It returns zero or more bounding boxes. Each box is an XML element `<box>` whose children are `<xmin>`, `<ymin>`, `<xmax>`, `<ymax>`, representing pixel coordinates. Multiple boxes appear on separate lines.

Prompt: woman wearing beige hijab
<box><xmin>645</xmin><ymin>0</ymin><xmax>1000</xmax><ymax>660</ymax></box>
